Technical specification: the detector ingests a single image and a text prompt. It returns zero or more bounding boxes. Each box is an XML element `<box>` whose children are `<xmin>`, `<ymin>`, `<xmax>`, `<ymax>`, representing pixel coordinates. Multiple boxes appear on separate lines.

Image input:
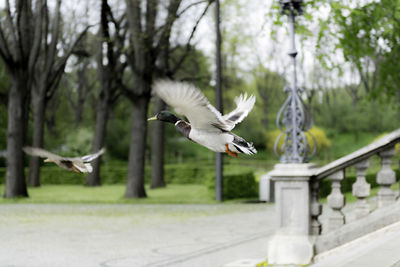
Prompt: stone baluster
<box><xmin>327</xmin><ymin>170</ymin><xmax>345</xmax><ymax>231</ymax></box>
<box><xmin>310</xmin><ymin>178</ymin><xmax>322</xmax><ymax>235</ymax></box>
<box><xmin>377</xmin><ymin>147</ymin><xmax>396</xmax><ymax>208</ymax></box>
<box><xmin>352</xmin><ymin>159</ymin><xmax>371</xmax><ymax>219</ymax></box>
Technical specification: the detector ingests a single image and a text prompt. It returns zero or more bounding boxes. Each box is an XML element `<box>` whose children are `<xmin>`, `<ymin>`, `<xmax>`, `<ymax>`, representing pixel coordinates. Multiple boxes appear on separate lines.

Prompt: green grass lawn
<box><xmin>0</xmin><ymin>184</ymin><xmax>220</xmax><ymax>204</ymax></box>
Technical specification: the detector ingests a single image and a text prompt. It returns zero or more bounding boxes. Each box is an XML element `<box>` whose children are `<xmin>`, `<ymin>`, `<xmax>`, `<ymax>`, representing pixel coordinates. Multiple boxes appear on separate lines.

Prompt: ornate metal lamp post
<box><xmin>274</xmin><ymin>0</ymin><xmax>314</xmax><ymax>163</ymax></box>
<box><xmin>268</xmin><ymin>3</ymin><xmax>317</xmax><ymax>264</ymax></box>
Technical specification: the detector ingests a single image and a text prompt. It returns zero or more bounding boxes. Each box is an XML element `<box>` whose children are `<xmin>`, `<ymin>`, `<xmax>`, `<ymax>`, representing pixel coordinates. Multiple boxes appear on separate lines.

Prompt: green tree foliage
<box><xmin>312</xmin><ymin>88</ymin><xmax>400</xmax><ymax>135</ymax></box>
<box><xmin>269</xmin><ymin>0</ymin><xmax>400</xmax><ymax>101</ymax></box>
<box><xmin>324</xmin><ymin>0</ymin><xmax>400</xmax><ymax>98</ymax></box>
<box><xmin>251</xmin><ymin>66</ymin><xmax>286</xmax><ymax>129</ymax></box>
<box><xmin>171</xmin><ymin>45</ymin><xmax>212</xmax><ymax>89</ymax></box>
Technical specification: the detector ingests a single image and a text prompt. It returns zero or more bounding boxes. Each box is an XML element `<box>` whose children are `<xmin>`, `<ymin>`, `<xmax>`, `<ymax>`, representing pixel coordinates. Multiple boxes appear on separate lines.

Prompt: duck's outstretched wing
<box><xmin>222</xmin><ymin>93</ymin><xmax>256</xmax><ymax>130</ymax></box>
<box><xmin>80</xmin><ymin>148</ymin><xmax>105</xmax><ymax>162</ymax></box>
<box><xmin>23</xmin><ymin>147</ymin><xmax>62</xmax><ymax>160</ymax></box>
<box><xmin>153</xmin><ymin>80</ymin><xmax>234</xmax><ymax>131</ymax></box>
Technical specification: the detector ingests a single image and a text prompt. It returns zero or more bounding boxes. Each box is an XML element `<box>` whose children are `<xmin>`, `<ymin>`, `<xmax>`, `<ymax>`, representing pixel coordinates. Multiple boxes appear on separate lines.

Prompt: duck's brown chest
<box><xmin>175</xmin><ymin>120</ymin><xmax>192</xmax><ymax>140</ymax></box>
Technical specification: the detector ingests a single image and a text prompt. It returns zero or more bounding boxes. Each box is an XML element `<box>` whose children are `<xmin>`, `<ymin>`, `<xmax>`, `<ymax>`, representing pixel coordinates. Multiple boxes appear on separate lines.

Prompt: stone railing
<box><xmin>267</xmin><ymin>129</ymin><xmax>400</xmax><ymax>266</ymax></box>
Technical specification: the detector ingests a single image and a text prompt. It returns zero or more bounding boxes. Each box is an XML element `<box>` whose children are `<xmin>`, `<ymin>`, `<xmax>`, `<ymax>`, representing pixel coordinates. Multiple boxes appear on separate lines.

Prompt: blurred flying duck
<box><xmin>148</xmin><ymin>80</ymin><xmax>257</xmax><ymax>157</ymax></box>
<box><xmin>23</xmin><ymin>147</ymin><xmax>105</xmax><ymax>173</ymax></box>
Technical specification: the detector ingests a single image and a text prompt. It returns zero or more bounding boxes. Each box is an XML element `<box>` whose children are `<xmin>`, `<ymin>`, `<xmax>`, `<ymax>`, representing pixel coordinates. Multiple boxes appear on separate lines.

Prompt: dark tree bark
<box><xmin>149</xmin><ymin>0</ymin><xmax>212</xmax><ymax>189</ymax></box>
<box><xmin>5</xmin><ymin>76</ymin><xmax>29</xmax><ymax>197</ymax></box>
<box><xmin>86</xmin><ymin>92</ymin><xmax>109</xmax><ymax>186</ymax></box>
<box><xmin>28</xmin><ymin>91</ymin><xmax>45</xmax><ymax>186</ymax></box>
<box><xmin>0</xmin><ymin>0</ymin><xmax>40</xmax><ymax>197</ymax></box>
<box><xmin>123</xmin><ymin>0</ymin><xmax>160</xmax><ymax>198</ymax></box>
<box><xmin>26</xmin><ymin>0</ymin><xmax>89</xmax><ymax>187</ymax></box>
<box><xmin>123</xmin><ymin>0</ymin><xmax>212</xmax><ymax>198</ymax></box>
<box><xmin>150</xmin><ymin>97</ymin><xmax>166</xmax><ymax>188</ymax></box>
<box><xmin>85</xmin><ymin>0</ymin><xmax>125</xmax><ymax>186</ymax></box>
<box><xmin>125</xmin><ymin>95</ymin><xmax>149</xmax><ymax>198</ymax></box>
<box><xmin>74</xmin><ymin>60</ymin><xmax>92</xmax><ymax>127</ymax></box>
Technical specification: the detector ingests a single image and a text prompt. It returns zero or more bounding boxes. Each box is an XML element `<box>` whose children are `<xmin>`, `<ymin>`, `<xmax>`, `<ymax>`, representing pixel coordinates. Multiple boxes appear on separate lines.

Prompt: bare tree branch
<box><xmin>52</xmin><ymin>25</ymin><xmax>92</xmax><ymax>82</ymax></box>
<box><xmin>5</xmin><ymin>0</ymin><xmax>19</xmax><ymax>59</ymax></box>
<box><xmin>145</xmin><ymin>0</ymin><xmax>158</xmax><ymax>45</ymax></box>
<box><xmin>45</xmin><ymin>61</ymin><xmax>66</xmax><ymax>101</ymax></box>
<box><xmin>16</xmin><ymin>0</ymin><xmax>31</xmax><ymax>61</ymax></box>
<box><xmin>125</xmin><ymin>0</ymin><xmax>143</xmax><ymax>58</ymax></box>
<box><xmin>44</xmin><ymin>1</ymin><xmax>50</xmax><ymax>59</ymax></box>
<box><xmin>28</xmin><ymin>0</ymin><xmax>45</xmax><ymax>76</ymax></box>
<box><xmin>0</xmin><ymin>26</ymin><xmax>13</xmax><ymax>64</ymax></box>
<box><xmin>177</xmin><ymin>0</ymin><xmax>211</xmax><ymax>17</ymax></box>
<box><xmin>42</xmin><ymin>0</ymin><xmax>62</xmax><ymax>83</ymax></box>
<box><xmin>171</xmin><ymin>0</ymin><xmax>212</xmax><ymax>74</ymax></box>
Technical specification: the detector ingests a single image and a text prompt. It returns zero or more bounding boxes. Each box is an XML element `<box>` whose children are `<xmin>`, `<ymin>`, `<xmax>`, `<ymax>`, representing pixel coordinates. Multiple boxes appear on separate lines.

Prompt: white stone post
<box><xmin>267</xmin><ymin>163</ymin><xmax>317</xmax><ymax>265</ymax></box>
<box><xmin>352</xmin><ymin>159</ymin><xmax>371</xmax><ymax>219</ymax></box>
<box><xmin>327</xmin><ymin>170</ymin><xmax>345</xmax><ymax>231</ymax></box>
<box><xmin>377</xmin><ymin>147</ymin><xmax>396</xmax><ymax>208</ymax></box>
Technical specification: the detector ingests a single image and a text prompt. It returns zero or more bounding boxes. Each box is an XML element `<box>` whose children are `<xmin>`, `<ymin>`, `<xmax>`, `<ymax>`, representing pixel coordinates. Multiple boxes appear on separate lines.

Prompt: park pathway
<box><xmin>0</xmin><ymin>203</ymin><xmax>275</xmax><ymax>267</ymax></box>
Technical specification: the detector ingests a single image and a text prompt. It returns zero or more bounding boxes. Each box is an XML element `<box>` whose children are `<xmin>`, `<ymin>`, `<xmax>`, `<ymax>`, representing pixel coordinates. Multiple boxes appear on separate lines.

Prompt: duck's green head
<box><xmin>148</xmin><ymin>111</ymin><xmax>181</xmax><ymax>124</ymax></box>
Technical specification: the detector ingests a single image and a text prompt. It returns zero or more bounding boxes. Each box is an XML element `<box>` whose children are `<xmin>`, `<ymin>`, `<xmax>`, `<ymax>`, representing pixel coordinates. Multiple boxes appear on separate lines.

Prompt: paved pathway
<box><xmin>0</xmin><ymin>204</ymin><xmax>276</xmax><ymax>267</ymax></box>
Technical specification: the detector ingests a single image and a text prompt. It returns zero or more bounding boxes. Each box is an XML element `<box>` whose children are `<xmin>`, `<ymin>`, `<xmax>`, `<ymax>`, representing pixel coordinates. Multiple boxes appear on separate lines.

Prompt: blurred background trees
<box><xmin>0</xmin><ymin>0</ymin><xmax>399</xmax><ymax>199</ymax></box>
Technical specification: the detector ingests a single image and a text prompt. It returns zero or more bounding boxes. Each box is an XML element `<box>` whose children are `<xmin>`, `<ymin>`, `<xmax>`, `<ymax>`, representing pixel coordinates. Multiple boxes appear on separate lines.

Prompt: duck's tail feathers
<box><xmin>232</xmin><ymin>136</ymin><xmax>257</xmax><ymax>155</ymax></box>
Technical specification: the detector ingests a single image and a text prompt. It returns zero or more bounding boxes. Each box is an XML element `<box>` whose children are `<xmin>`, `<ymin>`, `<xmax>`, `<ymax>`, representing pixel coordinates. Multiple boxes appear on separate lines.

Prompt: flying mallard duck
<box><xmin>148</xmin><ymin>80</ymin><xmax>257</xmax><ymax>157</ymax></box>
<box><xmin>23</xmin><ymin>147</ymin><xmax>105</xmax><ymax>173</ymax></box>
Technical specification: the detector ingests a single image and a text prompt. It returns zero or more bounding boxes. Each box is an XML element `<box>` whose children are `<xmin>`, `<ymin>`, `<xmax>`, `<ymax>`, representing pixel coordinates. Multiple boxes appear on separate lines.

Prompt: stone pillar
<box><xmin>327</xmin><ymin>170</ymin><xmax>345</xmax><ymax>231</ymax></box>
<box><xmin>377</xmin><ymin>147</ymin><xmax>396</xmax><ymax>208</ymax></box>
<box><xmin>310</xmin><ymin>178</ymin><xmax>322</xmax><ymax>235</ymax></box>
<box><xmin>352</xmin><ymin>159</ymin><xmax>370</xmax><ymax>219</ymax></box>
<box><xmin>267</xmin><ymin>163</ymin><xmax>317</xmax><ymax>265</ymax></box>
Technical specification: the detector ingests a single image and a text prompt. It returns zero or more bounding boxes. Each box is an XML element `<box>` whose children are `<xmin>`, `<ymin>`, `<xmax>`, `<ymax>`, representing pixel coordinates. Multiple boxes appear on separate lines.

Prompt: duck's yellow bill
<box><xmin>147</xmin><ymin>116</ymin><xmax>157</xmax><ymax>121</ymax></box>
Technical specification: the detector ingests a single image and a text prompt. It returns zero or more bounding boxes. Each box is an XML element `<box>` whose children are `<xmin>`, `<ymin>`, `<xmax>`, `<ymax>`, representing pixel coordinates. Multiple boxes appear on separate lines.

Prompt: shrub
<box><xmin>163</xmin><ymin>164</ymin><xmax>212</xmax><ymax>184</ymax></box>
<box><xmin>207</xmin><ymin>171</ymin><xmax>258</xmax><ymax>200</ymax></box>
<box><xmin>0</xmin><ymin>164</ymin><xmax>257</xmax><ymax>200</ymax></box>
<box><xmin>37</xmin><ymin>167</ymin><xmax>85</xmax><ymax>184</ymax></box>
<box><xmin>0</xmin><ymin>167</ymin><xmax>5</xmax><ymax>182</ymax></box>
<box><xmin>266</xmin><ymin>126</ymin><xmax>331</xmax><ymax>153</ymax></box>
<box><xmin>0</xmin><ymin>164</ymin><xmax>216</xmax><ymax>185</ymax></box>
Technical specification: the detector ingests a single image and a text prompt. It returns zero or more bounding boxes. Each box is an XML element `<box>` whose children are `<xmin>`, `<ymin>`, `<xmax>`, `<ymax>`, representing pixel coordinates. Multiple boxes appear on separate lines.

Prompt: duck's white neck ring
<box><xmin>175</xmin><ymin>120</ymin><xmax>183</xmax><ymax>126</ymax></box>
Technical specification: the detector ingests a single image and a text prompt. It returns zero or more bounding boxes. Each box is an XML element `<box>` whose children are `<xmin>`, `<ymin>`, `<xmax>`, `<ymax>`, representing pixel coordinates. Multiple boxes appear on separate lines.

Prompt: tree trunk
<box><xmin>150</xmin><ymin>97</ymin><xmax>166</xmax><ymax>188</ymax></box>
<box><xmin>85</xmin><ymin>91</ymin><xmax>109</xmax><ymax>186</ymax></box>
<box><xmin>5</xmin><ymin>77</ymin><xmax>28</xmax><ymax>198</ymax></box>
<box><xmin>28</xmin><ymin>91</ymin><xmax>46</xmax><ymax>187</ymax></box>
<box><xmin>125</xmin><ymin>95</ymin><xmax>149</xmax><ymax>198</ymax></box>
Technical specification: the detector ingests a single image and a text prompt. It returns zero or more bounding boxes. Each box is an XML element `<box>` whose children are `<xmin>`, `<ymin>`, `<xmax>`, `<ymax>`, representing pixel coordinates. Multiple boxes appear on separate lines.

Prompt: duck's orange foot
<box><xmin>225</xmin><ymin>144</ymin><xmax>238</xmax><ymax>157</ymax></box>
<box><xmin>72</xmin><ymin>165</ymin><xmax>82</xmax><ymax>173</ymax></box>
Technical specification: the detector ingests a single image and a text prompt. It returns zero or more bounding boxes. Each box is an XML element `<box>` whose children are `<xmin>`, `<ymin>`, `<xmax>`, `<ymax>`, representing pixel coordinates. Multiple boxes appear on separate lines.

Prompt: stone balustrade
<box><xmin>313</xmin><ymin>145</ymin><xmax>398</xmax><ymax>236</ymax></box>
<box><xmin>268</xmin><ymin>129</ymin><xmax>400</xmax><ymax>266</ymax></box>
